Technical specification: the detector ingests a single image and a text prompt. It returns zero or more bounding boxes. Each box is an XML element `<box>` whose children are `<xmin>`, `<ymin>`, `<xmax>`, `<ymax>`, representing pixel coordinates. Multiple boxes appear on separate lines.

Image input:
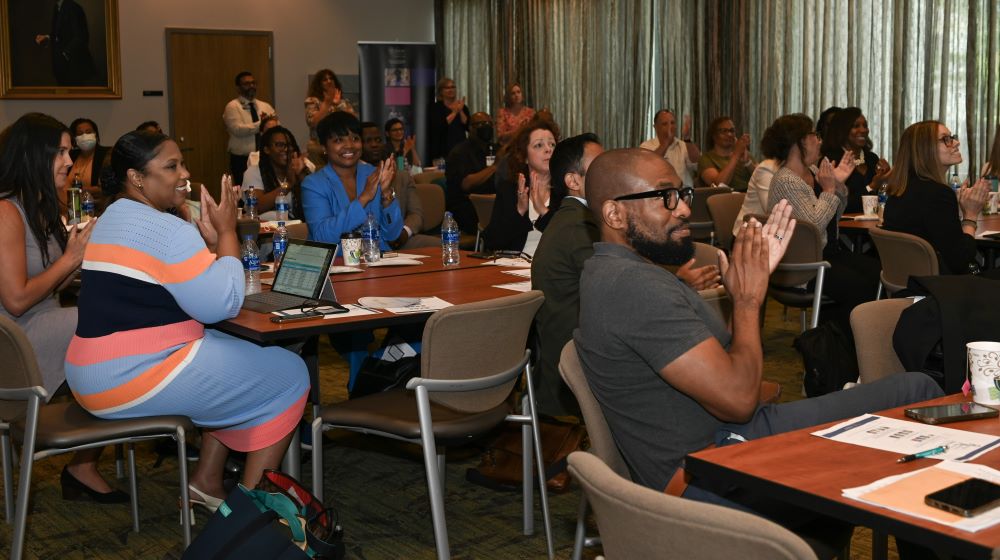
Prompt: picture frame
<box><xmin>0</xmin><ymin>0</ymin><xmax>121</xmax><ymax>99</ymax></box>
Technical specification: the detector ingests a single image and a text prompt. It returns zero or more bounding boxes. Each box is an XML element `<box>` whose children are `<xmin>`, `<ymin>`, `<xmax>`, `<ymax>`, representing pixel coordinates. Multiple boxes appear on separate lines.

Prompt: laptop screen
<box><xmin>271</xmin><ymin>240</ymin><xmax>336</xmax><ymax>298</ymax></box>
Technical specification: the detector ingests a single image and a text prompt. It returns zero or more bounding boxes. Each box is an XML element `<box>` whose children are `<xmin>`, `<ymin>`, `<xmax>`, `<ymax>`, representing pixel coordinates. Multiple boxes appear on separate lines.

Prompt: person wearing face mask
<box><xmin>444</xmin><ymin>112</ymin><xmax>498</xmax><ymax>235</ymax></box>
<box><xmin>820</xmin><ymin>107</ymin><xmax>892</xmax><ymax>215</ymax></box>
<box><xmin>483</xmin><ymin>115</ymin><xmax>560</xmax><ymax>254</ymax></box>
<box><xmin>68</xmin><ymin>117</ymin><xmax>110</xmax><ymax>209</ymax></box>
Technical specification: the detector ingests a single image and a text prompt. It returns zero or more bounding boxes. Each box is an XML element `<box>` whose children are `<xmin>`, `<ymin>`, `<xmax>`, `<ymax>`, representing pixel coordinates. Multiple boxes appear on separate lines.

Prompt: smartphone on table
<box><xmin>904</xmin><ymin>402</ymin><xmax>998</xmax><ymax>425</ymax></box>
<box><xmin>925</xmin><ymin>478</ymin><xmax>1000</xmax><ymax>517</ymax></box>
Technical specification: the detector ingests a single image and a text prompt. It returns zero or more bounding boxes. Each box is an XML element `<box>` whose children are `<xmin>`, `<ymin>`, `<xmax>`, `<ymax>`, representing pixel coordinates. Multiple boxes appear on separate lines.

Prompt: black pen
<box><xmin>897</xmin><ymin>445</ymin><xmax>948</xmax><ymax>463</ymax></box>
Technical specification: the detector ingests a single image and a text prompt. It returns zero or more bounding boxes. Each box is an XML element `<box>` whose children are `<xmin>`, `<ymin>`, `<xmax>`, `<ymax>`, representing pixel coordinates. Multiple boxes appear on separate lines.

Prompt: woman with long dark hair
<box><xmin>241</xmin><ymin>125</ymin><xmax>309</xmax><ymax>218</ymax></box>
<box><xmin>820</xmin><ymin>107</ymin><xmax>892</xmax><ymax>214</ymax></box>
<box><xmin>0</xmin><ymin>113</ymin><xmax>124</xmax><ymax>503</ymax></box>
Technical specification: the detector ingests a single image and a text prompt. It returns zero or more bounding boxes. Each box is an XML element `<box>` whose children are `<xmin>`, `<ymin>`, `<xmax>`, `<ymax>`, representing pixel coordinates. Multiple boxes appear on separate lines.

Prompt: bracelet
<box><xmin>961</xmin><ymin>219</ymin><xmax>978</xmax><ymax>228</ymax></box>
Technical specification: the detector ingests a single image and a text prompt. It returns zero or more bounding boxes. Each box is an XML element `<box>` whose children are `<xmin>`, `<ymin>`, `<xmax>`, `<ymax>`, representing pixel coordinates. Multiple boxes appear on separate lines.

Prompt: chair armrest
<box><xmin>775</xmin><ymin>260</ymin><xmax>832</xmax><ymax>272</ymax></box>
<box><xmin>406</xmin><ymin>351</ymin><xmax>530</xmax><ymax>393</ymax></box>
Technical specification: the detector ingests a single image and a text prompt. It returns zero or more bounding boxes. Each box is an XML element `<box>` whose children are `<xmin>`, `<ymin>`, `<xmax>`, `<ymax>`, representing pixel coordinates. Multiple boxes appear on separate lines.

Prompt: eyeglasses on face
<box><xmin>939</xmin><ymin>134</ymin><xmax>959</xmax><ymax>147</ymax></box>
<box><xmin>717</xmin><ymin>127</ymin><xmax>737</xmax><ymax>135</ymax></box>
<box><xmin>270</xmin><ymin>141</ymin><xmax>290</xmax><ymax>150</ymax></box>
<box><xmin>614</xmin><ymin>186</ymin><xmax>695</xmax><ymax>211</ymax></box>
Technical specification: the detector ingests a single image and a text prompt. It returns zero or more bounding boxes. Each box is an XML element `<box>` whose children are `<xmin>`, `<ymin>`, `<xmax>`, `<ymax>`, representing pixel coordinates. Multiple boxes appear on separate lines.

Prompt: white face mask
<box><xmin>75</xmin><ymin>133</ymin><xmax>97</xmax><ymax>151</ymax></box>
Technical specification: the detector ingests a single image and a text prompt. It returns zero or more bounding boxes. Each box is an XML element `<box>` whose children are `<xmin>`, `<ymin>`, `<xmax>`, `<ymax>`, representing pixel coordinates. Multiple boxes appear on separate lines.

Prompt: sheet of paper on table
<box><xmin>384</xmin><ymin>297</ymin><xmax>453</xmax><ymax>314</ymax></box>
<box><xmin>853</xmin><ymin>215</ymin><xmax>880</xmax><ymax>221</ymax></box>
<box><xmin>382</xmin><ymin>252</ymin><xmax>430</xmax><ymax>259</ymax></box>
<box><xmin>812</xmin><ymin>414</ymin><xmax>1000</xmax><ymax>462</ymax></box>
<box><xmin>329</xmin><ymin>265</ymin><xmax>365</xmax><ymax>274</ymax></box>
<box><xmin>480</xmin><ymin>258</ymin><xmax>531</xmax><ymax>268</ymax></box>
<box><xmin>261</xmin><ymin>219</ymin><xmax>303</xmax><ymax>230</ymax></box>
<box><xmin>493</xmin><ymin>281</ymin><xmax>532</xmax><ymax>292</ymax></box>
<box><xmin>365</xmin><ymin>258</ymin><xmax>423</xmax><ymax>267</ymax></box>
<box><xmin>503</xmin><ymin>269</ymin><xmax>531</xmax><ymax>278</ymax></box>
<box><xmin>976</xmin><ymin>230</ymin><xmax>1000</xmax><ymax>239</ymax></box>
<box><xmin>844</xmin><ymin>461</ymin><xmax>1000</xmax><ymax>532</ymax></box>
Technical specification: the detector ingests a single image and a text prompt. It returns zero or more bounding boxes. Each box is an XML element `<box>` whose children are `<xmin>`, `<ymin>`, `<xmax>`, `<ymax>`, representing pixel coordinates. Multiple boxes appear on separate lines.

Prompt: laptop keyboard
<box><xmin>245</xmin><ymin>291</ymin><xmax>308</xmax><ymax>308</ymax></box>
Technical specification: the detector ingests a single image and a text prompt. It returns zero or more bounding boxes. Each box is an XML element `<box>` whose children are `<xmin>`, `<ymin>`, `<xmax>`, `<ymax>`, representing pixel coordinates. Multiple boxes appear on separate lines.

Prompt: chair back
<box><xmin>420</xmin><ymin>290</ymin><xmax>544</xmax><ymax>412</ymax></box>
<box><xmin>285</xmin><ymin>222</ymin><xmax>309</xmax><ymax>240</ymax></box>
<box><xmin>707</xmin><ymin>192</ymin><xmax>745</xmax><ymax>251</ymax></box>
<box><xmin>689</xmin><ymin>186</ymin><xmax>732</xmax><ymax>241</ymax></box>
<box><xmin>558</xmin><ymin>341</ymin><xmax>630</xmax><ymax>478</ymax></box>
<box><xmin>771</xmin><ymin>221</ymin><xmax>825</xmax><ymax>288</ymax></box>
<box><xmin>412</xmin><ymin>170</ymin><xmax>445</xmax><ymax>185</ymax></box>
<box><xmin>868</xmin><ymin>228</ymin><xmax>939</xmax><ymax>294</ymax></box>
<box><xmin>469</xmin><ymin>194</ymin><xmax>496</xmax><ymax>232</ymax></box>
<box><xmin>850</xmin><ymin>299</ymin><xmax>913</xmax><ymax>383</ymax></box>
<box><xmin>0</xmin><ymin>315</ymin><xmax>45</xmax><ymax>420</ymax></box>
<box><xmin>415</xmin><ymin>183</ymin><xmax>445</xmax><ymax>232</ymax></box>
<box><xmin>567</xmin><ymin>452</ymin><xmax>818</xmax><ymax>560</ymax></box>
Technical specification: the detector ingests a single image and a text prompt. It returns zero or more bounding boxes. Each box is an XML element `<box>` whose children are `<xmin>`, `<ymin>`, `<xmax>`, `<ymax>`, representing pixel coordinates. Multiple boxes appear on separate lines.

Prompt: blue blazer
<box><xmin>302</xmin><ymin>162</ymin><xmax>403</xmax><ymax>249</ymax></box>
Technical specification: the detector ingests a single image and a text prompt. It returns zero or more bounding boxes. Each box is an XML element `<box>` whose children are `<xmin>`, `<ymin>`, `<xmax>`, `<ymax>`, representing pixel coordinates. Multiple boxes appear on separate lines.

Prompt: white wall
<box><xmin>0</xmin><ymin>0</ymin><xmax>435</xmax><ymax>147</ymax></box>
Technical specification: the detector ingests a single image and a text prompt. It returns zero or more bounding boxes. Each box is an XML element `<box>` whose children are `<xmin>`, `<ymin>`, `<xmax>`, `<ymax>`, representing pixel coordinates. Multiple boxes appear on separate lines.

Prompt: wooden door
<box><xmin>166</xmin><ymin>29</ymin><xmax>273</xmax><ymax>201</ymax></box>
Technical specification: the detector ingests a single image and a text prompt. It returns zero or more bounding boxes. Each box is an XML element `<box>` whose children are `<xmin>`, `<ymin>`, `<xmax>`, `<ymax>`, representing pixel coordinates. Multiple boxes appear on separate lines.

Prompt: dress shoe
<box><xmin>60</xmin><ymin>466</ymin><xmax>129</xmax><ymax>504</ymax></box>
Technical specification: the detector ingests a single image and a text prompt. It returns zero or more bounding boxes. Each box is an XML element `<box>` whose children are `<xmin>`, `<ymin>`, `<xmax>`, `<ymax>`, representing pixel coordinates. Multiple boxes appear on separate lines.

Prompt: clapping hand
<box><xmin>958</xmin><ymin>178</ymin><xmax>990</xmax><ymax>218</ymax></box>
<box><xmin>516</xmin><ymin>173</ymin><xmax>530</xmax><ymax>216</ymax></box>
<box><xmin>403</xmin><ymin>135</ymin><xmax>417</xmax><ymax>154</ymax></box>
<box><xmin>817</xmin><ymin>158</ymin><xmax>838</xmax><ymax>193</ymax></box>
<box><xmin>197</xmin><ymin>175</ymin><xmax>237</xmax><ymax>251</ymax></box>
<box><xmin>735</xmin><ymin>133</ymin><xmax>752</xmax><ymax>162</ymax></box>
<box><xmin>676</xmin><ymin>258</ymin><xmax>721</xmax><ymax>290</ymax></box>
<box><xmin>681</xmin><ymin>114</ymin><xmax>693</xmax><ymax>140</ymax></box>
<box><xmin>832</xmin><ymin>152</ymin><xmax>857</xmax><ymax>184</ymax></box>
<box><xmin>760</xmin><ymin>199</ymin><xmax>796</xmax><ymax>272</ymax></box>
<box><xmin>528</xmin><ymin>170</ymin><xmax>550</xmax><ymax>217</ymax></box>
<box><xmin>287</xmin><ymin>150</ymin><xmax>309</xmax><ymax>181</ymax></box>
<box><xmin>718</xmin><ymin>218</ymin><xmax>771</xmax><ymax>309</ymax></box>
<box><xmin>378</xmin><ymin>158</ymin><xmax>398</xmax><ymax>207</ymax></box>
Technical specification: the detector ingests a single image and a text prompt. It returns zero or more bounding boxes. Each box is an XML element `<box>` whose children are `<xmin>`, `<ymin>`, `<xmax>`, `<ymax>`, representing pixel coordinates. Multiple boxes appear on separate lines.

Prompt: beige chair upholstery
<box><xmin>568</xmin><ymin>452</ymin><xmax>818</xmax><ymax>560</ymax></box>
<box><xmin>285</xmin><ymin>221</ymin><xmax>309</xmax><ymax>240</ymax></box>
<box><xmin>850</xmin><ymin>298</ymin><xmax>914</xmax><ymax>383</ymax></box>
<box><xmin>868</xmin><ymin>228</ymin><xmax>939</xmax><ymax>296</ymax></box>
<box><xmin>767</xmin><ymin>221</ymin><xmax>832</xmax><ymax>331</ymax></box>
<box><xmin>414</xmin><ymin>183</ymin><xmax>445</xmax><ymax>232</ymax></box>
<box><xmin>559</xmin><ymin>341</ymin><xmax>628</xmax><ymax>560</ymax></box>
<box><xmin>0</xmin><ymin>315</ymin><xmax>194</xmax><ymax>560</ymax></box>
<box><xmin>311</xmin><ymin>291</ymin><xmax>553</xmax><ymax>560</ymax></box>
<box><xmin>689</xmin><ymin>186</ymin><xmax>732</xmax><ymax>243</ymax></box>
<box><xmin>469</xmin><ymin>193</ymin><xmax>496</xmax><ymax>251</ymax></box>
<box><xmin>413</xmin><ymin>170</ymin><xmax>445</xmax><ymax>185</ymax></box>
<box><xmin>707</xmin><ymin>191</ymin><xmax>746</xmax><ymax>251</ymax></box>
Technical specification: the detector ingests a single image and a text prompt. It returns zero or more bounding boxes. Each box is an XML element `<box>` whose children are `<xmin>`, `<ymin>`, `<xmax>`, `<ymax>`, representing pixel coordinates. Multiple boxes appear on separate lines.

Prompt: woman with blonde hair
<box><xmin>883</xmin><ymin>120</ymin><xmax>990</xmax><ymax>274</ymax></box>
<box><xmin>496</xmin><ymin>82</ymin><xmax>536</xmax><ymax>144</ymax></box>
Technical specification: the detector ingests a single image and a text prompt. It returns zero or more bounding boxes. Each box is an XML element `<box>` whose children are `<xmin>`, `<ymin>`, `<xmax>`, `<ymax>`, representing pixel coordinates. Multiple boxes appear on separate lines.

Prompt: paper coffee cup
<box><xmin>967</xmin><ymin>341</ymin><xmax>1000</xmax><ymax>406</ymax></box>
<box><xmin>341</xmin><ymin>233</ymin><xmax>363</xmax><ymax>266</ymax></box>
<box><xmin>862</xmin><ymin>195</ymin><xmax>878</xmax><ymax>216</ymax></box>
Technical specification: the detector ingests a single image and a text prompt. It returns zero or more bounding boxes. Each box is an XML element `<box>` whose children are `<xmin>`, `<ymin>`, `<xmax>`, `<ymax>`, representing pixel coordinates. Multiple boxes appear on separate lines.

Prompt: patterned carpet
<box><xmin>0</xmin><ymin>300</ymin><xmax>898</xmax><ymax>559</ymax></box>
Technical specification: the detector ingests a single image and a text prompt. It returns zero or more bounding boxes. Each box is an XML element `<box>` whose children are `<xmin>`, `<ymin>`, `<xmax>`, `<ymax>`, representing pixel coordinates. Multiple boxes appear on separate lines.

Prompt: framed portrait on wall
<box><xmin>0</xmin><ymin>0</ymin><xmax>121</xmax><ymax>98</ymax></box>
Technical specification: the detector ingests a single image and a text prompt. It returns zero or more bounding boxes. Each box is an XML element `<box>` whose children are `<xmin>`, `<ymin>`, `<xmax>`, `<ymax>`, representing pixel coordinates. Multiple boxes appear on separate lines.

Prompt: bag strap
<box><xmin>242</xmin><ymin>486</ymin><xmax>309</xmax><ymax>544</ymax></box>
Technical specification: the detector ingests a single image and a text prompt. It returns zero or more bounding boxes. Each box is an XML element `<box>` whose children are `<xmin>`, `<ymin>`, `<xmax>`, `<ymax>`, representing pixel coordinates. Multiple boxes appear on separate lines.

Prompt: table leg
<box><xmin>872</xmin><ymin>529</ymin><xmax>889</xmax><ymax>560</ymax></box>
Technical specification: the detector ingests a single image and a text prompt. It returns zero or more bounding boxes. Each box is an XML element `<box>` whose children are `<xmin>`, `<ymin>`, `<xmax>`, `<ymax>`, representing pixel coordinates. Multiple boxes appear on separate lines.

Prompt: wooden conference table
<box><xmin>685</xmin><ymin>394</ymin><xmax>1000</xmax><ymax>559</ymax></box>
<box><xmin>214</xmin><ymin>246</ymin><xmax>530</xmax><ymax>476</ymax></box>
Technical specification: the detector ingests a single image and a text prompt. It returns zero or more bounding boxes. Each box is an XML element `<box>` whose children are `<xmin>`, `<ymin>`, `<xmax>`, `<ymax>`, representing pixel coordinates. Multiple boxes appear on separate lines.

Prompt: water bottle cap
<box><xmin>277</xmin><ymin>221</ymin><xmax>285</xmax><ymax>227</ymax></box>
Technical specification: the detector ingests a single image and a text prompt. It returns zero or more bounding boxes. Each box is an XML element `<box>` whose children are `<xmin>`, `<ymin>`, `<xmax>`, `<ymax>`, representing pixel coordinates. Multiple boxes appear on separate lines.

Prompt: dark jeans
<box><xmin>684</xmin><ymin>372</ymin><xmax>945</xmax><ymax>559</ymax></box>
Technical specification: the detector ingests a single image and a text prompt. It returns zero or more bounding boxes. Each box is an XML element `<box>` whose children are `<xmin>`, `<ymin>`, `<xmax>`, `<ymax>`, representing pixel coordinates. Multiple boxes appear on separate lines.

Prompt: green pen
<box><xmin>897</xmin><ymin>445</ymin><xmax>948</xmax><ymax>463</ymax></box>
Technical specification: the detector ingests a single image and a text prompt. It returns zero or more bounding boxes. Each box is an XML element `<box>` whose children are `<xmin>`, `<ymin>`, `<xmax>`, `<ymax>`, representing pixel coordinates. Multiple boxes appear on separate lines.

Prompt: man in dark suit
<box><xmin>35</xmin><ymin>0</ymin><xmax>96</xmax><ymax>86</ymax></box>
<box><xmin>530</xmin><ymin>133</ymin><xmax>605</xmax><ymax>417</ymax></box>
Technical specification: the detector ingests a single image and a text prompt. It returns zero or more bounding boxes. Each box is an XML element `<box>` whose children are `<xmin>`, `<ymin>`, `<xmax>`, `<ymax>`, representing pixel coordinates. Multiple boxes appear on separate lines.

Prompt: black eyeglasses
<box><xmin>614</xmin><ymin>186</ymin><xmax>694</xmax><ymax>210</ymax></box>
<box><xmin>939</xmin><ymin>134</ymin><xmax>959</xmax><ymax>147</ymax></box>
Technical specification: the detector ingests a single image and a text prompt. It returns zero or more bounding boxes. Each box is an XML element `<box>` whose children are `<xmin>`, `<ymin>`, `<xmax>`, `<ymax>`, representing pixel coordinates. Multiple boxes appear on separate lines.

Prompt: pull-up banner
<box><xmin>357</xmin><ymin>42</ymin><xmax>436</xmax><ymax>165</ymax></box>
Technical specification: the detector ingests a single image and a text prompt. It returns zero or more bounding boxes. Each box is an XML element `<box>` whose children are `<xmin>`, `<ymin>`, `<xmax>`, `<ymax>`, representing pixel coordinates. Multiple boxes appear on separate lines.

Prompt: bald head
<box><xmin>585</xmin><ymin>148</ymin><xmax>680</xmax><ymax>210</ymax></box>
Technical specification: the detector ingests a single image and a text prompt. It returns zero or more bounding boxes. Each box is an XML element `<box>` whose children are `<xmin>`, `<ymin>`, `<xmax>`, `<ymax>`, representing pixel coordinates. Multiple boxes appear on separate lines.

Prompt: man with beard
<box><xmin>574</xmin><ymin>148</ymin><xmax>942</xmax><ymax>556</ymax></box>
<box><xmin>223</xmin><ymin>71</ymin><xmax>274</xmax><ymax>181</ymax></box>
<box><xmin>360</xmin><ymin>121</ymin><xmax>437</xmax><ymax>248</ymax></box>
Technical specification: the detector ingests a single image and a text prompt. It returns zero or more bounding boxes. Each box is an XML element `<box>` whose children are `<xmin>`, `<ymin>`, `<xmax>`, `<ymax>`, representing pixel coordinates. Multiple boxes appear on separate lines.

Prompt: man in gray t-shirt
<box><xmin>574</xmin><ymin>149</ymin><xmax>943</xmax><ymax>497</ymax></box>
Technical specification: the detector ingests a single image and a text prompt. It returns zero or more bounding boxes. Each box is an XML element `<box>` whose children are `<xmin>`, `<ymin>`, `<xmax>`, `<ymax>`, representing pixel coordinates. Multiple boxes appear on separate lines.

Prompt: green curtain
<box><xmin>440</xmin><ymin>0</ymin><xmax>1000</xmax><ymax>172</ymax></box>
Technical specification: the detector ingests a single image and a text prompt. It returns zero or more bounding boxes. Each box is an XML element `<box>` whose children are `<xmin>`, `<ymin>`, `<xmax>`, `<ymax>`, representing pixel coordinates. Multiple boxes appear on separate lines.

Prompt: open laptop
<box><xmin>242</xmin><ymin>238</ymin><xmax>341</xmax><ymax>313</ymax></box>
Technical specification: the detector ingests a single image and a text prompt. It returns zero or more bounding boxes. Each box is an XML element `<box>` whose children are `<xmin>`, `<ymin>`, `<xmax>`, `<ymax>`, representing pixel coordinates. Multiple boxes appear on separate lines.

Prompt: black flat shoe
<box><xmin>60</xmin><ymin>466</ymin><xmax>130</xmax><ymax>504</ymax></box>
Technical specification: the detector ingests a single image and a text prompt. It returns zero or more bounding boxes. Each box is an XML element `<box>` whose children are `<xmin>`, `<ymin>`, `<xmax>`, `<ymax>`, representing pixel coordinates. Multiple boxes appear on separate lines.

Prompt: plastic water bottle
<box><xmin>442</xmin><ymin>211</ymin><xmax>460</xmax><ymax>267</ymax></box>
<box><xmin>361</xmin><ymin>211</ymin><xmax>381</xmax><ymax>263</ymax></box>
<box><xmin>81</xmin><ymin>191</ymin><xmax>95</xmax><ymax>222</ymax></box>
<box><xmin>241</xmin><ymin>234</ymin><xmax>262</xmax><ymax>295</ymax></box>
<box><xmin>245</xmin><ymin>187</ymin><xmax>259</xmax><ymax>220</ymax></box>
<box><xmin>274</xmin><ymin>182</ymin><xmax>290</xmax><ymax>222</ymax></box>
<box><xmin>877</xmin><ymin>183</ymin><xmax>888</xmax><ymax>224</ymax></box>
<box><xmin>486</xmin><ymin>144</ymin><xmax>496</xmax><ymax>167</ymax></box>
<box><xmin>950</xmin><ymin>172</ymin><xmax>961</xmax><ymax>193</ymax></box>
<box><xmin>67</xmin><ymin>174</ymin><xmax>83</xmax><ymax>225</ymax></box>
<box><xmin>273</xmin><ymin>221</ymin><xmax>288</xmax><ymax>269</ymax></box>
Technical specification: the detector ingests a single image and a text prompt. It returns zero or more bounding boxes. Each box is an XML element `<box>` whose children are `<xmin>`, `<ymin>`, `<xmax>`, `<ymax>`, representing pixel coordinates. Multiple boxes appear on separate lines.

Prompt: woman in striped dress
<box><xmin>65</xmin><ymin>131</ymin><xmax>309</xmax><ymax>511</ymax></box>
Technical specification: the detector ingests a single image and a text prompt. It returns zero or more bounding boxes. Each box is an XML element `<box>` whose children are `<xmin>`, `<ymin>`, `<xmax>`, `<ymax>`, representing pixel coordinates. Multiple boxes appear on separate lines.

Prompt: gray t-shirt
<box><xmin>573</xmin><ymin>242</ymin><xmax>731</xmax><ymax>490</ymax></box>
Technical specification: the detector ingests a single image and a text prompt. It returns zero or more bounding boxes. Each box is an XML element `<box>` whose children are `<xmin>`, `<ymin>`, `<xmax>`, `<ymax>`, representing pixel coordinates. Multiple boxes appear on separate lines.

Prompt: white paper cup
<box><xmin>968</xmin><ymin>341</ymin><xmax>1000</xmax><ymax>406</ymax></box>
<box><xmin>862</xmin><ymin>195</ymin><xmax>878</xmax><ymax>216</ymax></box>
<box><xmin>341</xmin><ymin>235</ymin><xmax>363</xmax><ymax>266</ymax></box>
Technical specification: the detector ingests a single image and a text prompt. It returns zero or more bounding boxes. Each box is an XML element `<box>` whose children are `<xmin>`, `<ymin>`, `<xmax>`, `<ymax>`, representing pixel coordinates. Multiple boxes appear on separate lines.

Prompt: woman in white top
<box><xmin>732</xmin><ymin>158</ymin><xmax>780</xmax><ymax>235</ymax></box>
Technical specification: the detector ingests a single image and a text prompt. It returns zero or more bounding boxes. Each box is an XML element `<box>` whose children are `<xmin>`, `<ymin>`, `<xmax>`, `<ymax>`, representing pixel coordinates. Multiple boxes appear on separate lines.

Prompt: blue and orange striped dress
<box><xmin>65</xmin><ymin>199</ymin><xmax>309</xmax><ymax>452</ymax></box>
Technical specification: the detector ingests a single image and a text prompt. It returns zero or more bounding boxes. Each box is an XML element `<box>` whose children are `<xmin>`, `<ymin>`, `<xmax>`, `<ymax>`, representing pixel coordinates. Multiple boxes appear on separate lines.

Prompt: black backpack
<box><xmin>795</xmin><ymin>318</ymin><xmax>860</xmax><ymax>397</ymax></box>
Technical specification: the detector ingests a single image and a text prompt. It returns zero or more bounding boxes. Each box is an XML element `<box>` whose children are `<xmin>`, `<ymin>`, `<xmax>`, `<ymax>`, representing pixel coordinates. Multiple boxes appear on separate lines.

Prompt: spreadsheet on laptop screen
<box><xmin>272</xmin><ymin>243</ymin><xmax>330</xmax><ymax>297</ymax></box>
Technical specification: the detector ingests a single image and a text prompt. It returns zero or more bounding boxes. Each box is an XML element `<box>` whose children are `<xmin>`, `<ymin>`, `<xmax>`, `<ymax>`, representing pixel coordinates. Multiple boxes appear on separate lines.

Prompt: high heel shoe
<box><xmin>61</xmin><ymin>466</ymin><xmax>130</xmax><ymax>504</ymax></box>
<box><xmin>187</xmin><ymin>483</ymin><xmax>223</xmax><ymax>513</ymax></box>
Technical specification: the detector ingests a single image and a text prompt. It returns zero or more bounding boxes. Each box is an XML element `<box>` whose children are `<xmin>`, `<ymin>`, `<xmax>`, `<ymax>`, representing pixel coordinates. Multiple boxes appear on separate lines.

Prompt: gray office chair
<box><xmin>568</xmin><ymin>452</ymin><xmax>819</xmax><ymax>560</ymax></box>
<box><xmin>868</xmin><ymin>227</ymin><xmax>939</xmax><ymax>298</ymax></box>
<box><xmin>767</xmin><ymin>221</ymin><xmax>833</xmax><ymax>331</ymax></box>
<box><xmin>415</xmin><ymin>182</ymin><xmax>445</xmax><ymax>232</ymax></box>
<box><xmin>0</xmin><ymin>315</ymin><xmax>194</xmax><ymax>560</ymax></box>
<box><xmin>707</xmin><ymin>191</ymin><xmax>746</xmax><ymax>251</ymax></box>
<box><xmin>469</xmin><ymin>193</ymin><xmax>496</xmax><ymax>252</ymax></box>
<box><xmin>311</xmin><ymin>291</ymin><xmax>553</xmax><ymax>560</ymax></box>
<box><xmin>850</xmin><ymin>298</ymin><xmax>914</xmax><ymax>384</ymax></box>
<box><xmin>690</xmin><ymin>186</ymin><xmax>733</xmax><ymax>243</ymax></box>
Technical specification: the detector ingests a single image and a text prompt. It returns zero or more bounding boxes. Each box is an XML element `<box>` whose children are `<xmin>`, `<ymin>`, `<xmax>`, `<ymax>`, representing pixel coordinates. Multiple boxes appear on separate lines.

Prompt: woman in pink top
<box><xmin>496</xmin><ymin>83</ymin><xmax>536</xmax><ymax>145</ymax></box>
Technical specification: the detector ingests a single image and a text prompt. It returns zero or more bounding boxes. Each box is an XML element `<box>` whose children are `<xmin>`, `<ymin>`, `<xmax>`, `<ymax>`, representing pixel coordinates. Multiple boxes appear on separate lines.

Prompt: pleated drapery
<box><xmin>440</xmin><ymin>0</ymin><xmax>1000</xmax><ymax>172</ymax></box>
